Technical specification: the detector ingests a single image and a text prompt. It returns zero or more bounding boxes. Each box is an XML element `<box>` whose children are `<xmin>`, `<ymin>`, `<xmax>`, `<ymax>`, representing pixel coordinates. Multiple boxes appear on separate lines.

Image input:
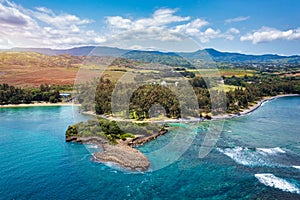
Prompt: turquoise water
<box><xmin>0</xmin><ymin>97</ymin><xmax>299</xmax><ymax>199</ymax></box>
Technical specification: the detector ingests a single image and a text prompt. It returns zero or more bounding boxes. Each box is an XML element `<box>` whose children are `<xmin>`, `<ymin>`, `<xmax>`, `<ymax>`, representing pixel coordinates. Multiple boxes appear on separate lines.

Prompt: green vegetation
<box><xmin>76</xmin><ymin>68</ymin><xmax>300</xmax><ymax>118</ymax></box>
<box><xmin>123</xmin><ymin>51</ymin><xmax>194</xmax><ymax>68</ymax></box>
<box><xmin>1</xmin><ymin>51</ymin><xmax>299</xmax><ymax>119</ymax></box>
<box><xmin>0</xmin><ymin>83</ymin><xmax>62</xmax><ymax>105</ymax></box>
<box><xmin>66</xmin><ymin>117</ymin><xmax>161</xmax><ymax>143</ymax></box>
<box><xmin>211</xmin><ymin>84</ymin><xmax>241</xmax><ymax>92</ymax></box>
<box><xmin>223</xmin><ymin>75</ymin><xmax>300</xmax><ymax>112</ymax></box>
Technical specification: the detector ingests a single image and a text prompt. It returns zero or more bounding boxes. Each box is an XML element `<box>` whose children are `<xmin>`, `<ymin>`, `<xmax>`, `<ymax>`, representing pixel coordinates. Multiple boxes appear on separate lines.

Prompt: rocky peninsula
<box><xmin>66</xmin><ymin>123</ymin><xmax>168</xmax><ymax>171</ymax></box>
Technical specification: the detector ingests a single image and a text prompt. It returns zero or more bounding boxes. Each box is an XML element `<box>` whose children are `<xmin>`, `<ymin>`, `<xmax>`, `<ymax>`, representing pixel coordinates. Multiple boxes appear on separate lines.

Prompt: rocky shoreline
<box><xmin>66</xmin><ymin>129</ymin><xmax>168</xmax><ymax>171</ymax></box>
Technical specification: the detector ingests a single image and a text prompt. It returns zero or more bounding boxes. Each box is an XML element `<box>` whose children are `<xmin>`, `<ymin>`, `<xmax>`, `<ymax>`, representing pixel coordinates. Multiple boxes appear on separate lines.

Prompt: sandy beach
<box><xmin>0</xmin><ymin>102</ymin><xmax>81</xmax><ymax>108</ymax></box>
<box><xmin>83</xmin><ymin>94</ymin><xmax>300</xmax><ymax>123</ymax></box>
<box><xmin>212</xmin><ymin>94</ymin><xmax>300</xmax><ymax>120</ymax></box>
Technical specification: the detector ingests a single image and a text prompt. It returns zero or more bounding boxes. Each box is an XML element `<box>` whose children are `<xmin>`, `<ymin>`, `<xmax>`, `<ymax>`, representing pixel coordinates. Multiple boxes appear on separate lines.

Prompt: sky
<box><xmin>0</xmin><ymin>0</ymin><xmax>300</xmax><ymax>55</ymax></box>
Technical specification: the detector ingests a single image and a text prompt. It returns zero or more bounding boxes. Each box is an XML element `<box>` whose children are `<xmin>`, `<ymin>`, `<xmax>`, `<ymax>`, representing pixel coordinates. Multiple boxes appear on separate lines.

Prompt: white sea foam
<box><xmin>217</xmin><ymin>147</ymin><xmax>258</xmax><ymax>166</ymax></box>
<box><xmin>257</xmin><ymin>147</ymin><xmax>286</xmax><ymax>154</ymax></box>
<box><xmin>261</xmin><ymin>101</ymin><xmax>268</xmax><ymax>106</ymax></box>
<box><xmin>87</xmin><ymin>144</ymin><xmax>99</xmax><ymax>149</ymax></box>
<box><xmin>255</xmin><ymin>173</ymin><xmax>300</xmax><ymax>194</ymax></box>
<box><xmin>217</xmin><ymin>146</ymin><xmax>285</xmax><ymax>167</ymax></box>
<box><xmin>84</xmin><ymin>144</ymin><xmax>99</xmax><ymax>149</ymax></box>
<box><xmin>292</xmin><ymin>166</ymin><xmax>300</xmax><ymax>170</ymax></box>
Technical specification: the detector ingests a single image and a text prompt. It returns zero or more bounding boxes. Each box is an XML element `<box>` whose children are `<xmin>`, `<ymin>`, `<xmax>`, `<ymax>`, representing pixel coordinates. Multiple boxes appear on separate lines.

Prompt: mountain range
<box><xmin>4</xmin><ymin>46</ymin><xmax>300</xmax><ymax>63</ymax></box>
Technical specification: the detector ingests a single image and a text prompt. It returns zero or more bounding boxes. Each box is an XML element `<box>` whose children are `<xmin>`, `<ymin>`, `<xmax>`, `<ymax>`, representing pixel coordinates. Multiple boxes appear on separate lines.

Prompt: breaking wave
<box><xmin>217</xmin><ymin>146</ymin><xmax>287</xmax><ymax>167</ymax></box>
<box><xmin>255</xmin><ymin>173</ymin><xmax>300</xmax><ymax>194</ymax></box>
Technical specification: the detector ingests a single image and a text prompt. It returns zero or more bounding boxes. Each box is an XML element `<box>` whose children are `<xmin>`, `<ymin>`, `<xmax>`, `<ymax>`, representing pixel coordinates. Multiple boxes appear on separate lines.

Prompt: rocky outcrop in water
<box><xmin>66</xmin><ymin>129</ymin><xmax>168</xmax><ymax>171</ymax></box>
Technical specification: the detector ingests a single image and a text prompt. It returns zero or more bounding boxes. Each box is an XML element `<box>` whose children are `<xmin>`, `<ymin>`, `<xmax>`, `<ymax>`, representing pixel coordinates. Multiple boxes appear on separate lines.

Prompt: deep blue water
<box><xmin>0</xmin><ymin>97</ymin><xmax>299</xmax><ymax>199</ymax></box>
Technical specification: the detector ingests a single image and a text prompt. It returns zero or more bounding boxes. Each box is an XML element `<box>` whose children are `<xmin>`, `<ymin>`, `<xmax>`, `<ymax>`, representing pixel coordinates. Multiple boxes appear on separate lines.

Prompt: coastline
<box><xmin>71</xmin><ymin>94</ymin><xmax>298</xmax><ymax>171</ymax></box>
<box><xmin>66</xmin><ymin>133</ymin><xmax>170</xmax><ymax>171</ymax></box>
<box><xmin>66</xmin><ymin>129</ymin><xmax>168</xmax><ymax>171</ymax></box>
<box><xmin>82</xmin><ymin>94</ymin><xmax>300</xmax><ymax>123</ymax></box>
<box><xmin>0</xmin><ymin>102</ymin><xmax>81</xmax><ymax>108</ymax></box>
<box><xmin>212</xmin><ymin>94</ymin><xmax>300</xmax><ymax>120</ymax></box>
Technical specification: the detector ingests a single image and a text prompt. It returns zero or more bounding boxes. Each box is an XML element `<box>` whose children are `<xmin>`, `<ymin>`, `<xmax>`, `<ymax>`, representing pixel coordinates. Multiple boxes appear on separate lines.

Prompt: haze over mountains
<box><xmin>5</xmin><ymin>46</ymin><xmax>300</xmax><ymax>63</ymax></box>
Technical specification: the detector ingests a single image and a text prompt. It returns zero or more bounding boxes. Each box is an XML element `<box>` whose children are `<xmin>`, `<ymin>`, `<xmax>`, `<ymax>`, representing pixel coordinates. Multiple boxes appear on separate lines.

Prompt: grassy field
<box><xmin>187</xmin><ymin>68</ymin><xmax>255</xmax><ymax>77</ymax></box>
<box><xmin>0</xmin><ymin>52</ymin><xmax>257</xmax><ymax>87</ymax></box>
<box><xmin>211</xmin><ymin>84</ymin><xmax>243</xmax><ymax>92</ymax></box>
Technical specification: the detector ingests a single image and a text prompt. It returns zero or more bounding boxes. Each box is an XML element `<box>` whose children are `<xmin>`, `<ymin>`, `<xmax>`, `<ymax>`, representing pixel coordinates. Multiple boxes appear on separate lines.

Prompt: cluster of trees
<box><xmin>75</xmin><ymin>72</ymin><xmax>300</xmax><ymax>120</ymax></box>
<box><xmin>66</xmin><ymin>117</ymin><xmax>161</xmax><ymax>143</ymax></box>
<box><xmin>66</xmin><ymin>118</ymin><xmax>130</xmax><ymax>143</ymax></box>
<box><xmin>224</xmin><ymin>75</ymin><xmax>300</xmax><ymax>112</ymax></box>
<box><xmin>0</xmin><ymin>83</ymin><xmax>62</xmax><ymax>105</ymax></box>
<box><xmin>129</xmin><ymin>84</ymin><xmax>181</xmax><ymax>120</ymax></box>
<box><xmin>77</xmin><ymin>77</ymin><xmax>182</xmax><ymax>120</ymax></box>
<box><xmin>189</xmin><ymin>75</ymin><xmax>300</xmax><ymax>113</ymax></box>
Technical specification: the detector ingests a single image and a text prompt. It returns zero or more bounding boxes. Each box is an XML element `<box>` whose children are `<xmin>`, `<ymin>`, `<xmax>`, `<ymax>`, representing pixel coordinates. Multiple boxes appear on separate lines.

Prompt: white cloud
<box><xmin>0</xmin><ymin>0</ymin><xmax>102</xmax><ymax>48</ymax></box>
<box><xmin>106</xmin><ymin>8</ymin><xmax>190</xmax><ymax>31</ymax></box>
<box><xmin>172</xmin><ymin>18</ymin><xmax>209</xmax><ymax>35</ymax></box>
<box><xmin>0</xmin><ymin>33</ymin><xmax>11</xmax><ymax>48</ymax></box>
<box><xmin>105</xmin><ymin>9</ymin><xmax>237</xmax><ymax>45</ymax></box>
<box><xmin>106</xmin><ymin>16</ymin><xmax>133</xmax><ymax>30</ymax></box>
<box><xmin>225</xmin><ymin>16</ymin><xmax>250</xmax><ymax>24</ymax></box>
<box><xmin>0</xmin><ymin>1</ymin><xmax>237</xmax><ymax>49</ymax></box>
<box><xmin>221</xmin><ymin>28</ymin><xmax>240</xmax><ymax>40</ymax></box>
<box><xmin>151</xmin><ymin>8</ymin><xmax>190</xmax><ymax>25</ymax></box>
<box><xmin>240</xmin><ymin>27</ymin><xmax>300</xmax><ymax>44</ymax></box>
<box><xmin>35</xmin><ymin>7</ymin><xmax>53</xmax><ymax>15</ymax></box>
<box><xmin>228</xmin><ymin>27</ymin><xmax>240</xmax><ymax>34</ymax></box>
<box><xmin>0</xmin><ymin>1</ymin><xmax>32</xmax><ymax>26</ymax></box>
<box><xmin>30</xmin><ymin>10</ymin><xmax>92</xmax><ymax>27</ymax></box>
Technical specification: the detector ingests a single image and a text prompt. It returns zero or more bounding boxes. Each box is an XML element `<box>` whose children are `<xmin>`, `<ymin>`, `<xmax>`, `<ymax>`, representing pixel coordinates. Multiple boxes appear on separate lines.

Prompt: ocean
<box><xmin>0</xmin><ymin>96</ymin><xmax>299</xmax><ymax>199</ymax></box>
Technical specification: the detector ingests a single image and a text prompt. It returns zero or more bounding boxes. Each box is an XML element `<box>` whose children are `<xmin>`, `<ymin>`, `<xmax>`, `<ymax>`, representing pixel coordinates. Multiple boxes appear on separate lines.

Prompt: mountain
<box><xmin>183</xmin><ymin>48</ymin><xmax>300</xmax><ymax>63</ymax></box>
<box><xmin>10</xmin><ymin>46</ymin><xmax>126</xmax><ymax>56</ymax></box>
<box><xmin>5</xmin><ymin>46</ymin><xmax>300</xmax><ymax>63</ymax></box>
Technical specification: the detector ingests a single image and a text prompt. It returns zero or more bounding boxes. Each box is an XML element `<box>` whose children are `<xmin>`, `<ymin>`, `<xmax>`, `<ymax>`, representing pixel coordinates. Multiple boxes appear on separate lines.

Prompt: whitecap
<box><xmin>292</xmin><ymin>166</ymin><xmax>300</xmax><ymax>170</ymax></box>
<box><xmin>257</xmin><ymin>147</ymin><xmax>286</xmax><ymax>154</ymax></box>
<box><xmin>255</xmin><ymin>173</ymin><xmax>300</xmax><ymax>194</ymax></box>
<box><xmin>217</xmin><ymin>146</ymin><xmax>284</xmax><ymax>167</ymax></box>
<box><xmin>217</xmin><ymin>147</ymin><xmax>258</xmax><ymax>166</ymax></box>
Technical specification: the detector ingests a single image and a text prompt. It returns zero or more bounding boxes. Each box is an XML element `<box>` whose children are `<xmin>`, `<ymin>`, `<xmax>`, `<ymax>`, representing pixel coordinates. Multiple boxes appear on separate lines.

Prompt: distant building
<box><xmin>60</xmin><ymin>93</ymin><xmax>72</xmax><ymax>102</ymax></box>
<box><xmin>161</xmin><ymin>81</ymin><xmax>167</xmax><ymax>86</ymax></box>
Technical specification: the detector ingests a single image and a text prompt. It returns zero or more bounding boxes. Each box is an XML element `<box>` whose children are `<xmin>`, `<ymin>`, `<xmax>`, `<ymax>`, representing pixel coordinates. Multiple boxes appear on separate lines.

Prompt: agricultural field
<box><xmin>187</xmin><ymin>68</ymin><xmax>255</xmax><ymax>77</ymax></box>
<box><xmin>0</xmin><ymin>51</ymin><xmax>259</xmax><ymax>88</ymax></box>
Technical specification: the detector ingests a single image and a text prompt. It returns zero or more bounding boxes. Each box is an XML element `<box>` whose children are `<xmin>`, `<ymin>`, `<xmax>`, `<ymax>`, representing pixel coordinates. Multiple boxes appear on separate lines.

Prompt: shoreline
<box><xmin>83</xmin><ymin>94</ymin><xmax>300</xmax><ymax>123</ymax></box>
<box><xmin>69</xmin><ymin>94</ymin><xmax>299</xmax><ymax>171</ymax></box>
<box><xmin>66</xmin><ymin>130</ymin><xmax>168</xmax><ymax>172</ymax></box>
<box><xmin>66</xmin><ymin>133</ymin><xmax>165</xmax><ymax>171</ymax></box>
<box><xmin>0</xmin><ymin>102</ymin><xmax>81</xmax><ymax>108</ymax></box>
<box><xmin>211</xmin><ymin>94</ymin><xmax>300</xmax><ymax>120</ymax></box>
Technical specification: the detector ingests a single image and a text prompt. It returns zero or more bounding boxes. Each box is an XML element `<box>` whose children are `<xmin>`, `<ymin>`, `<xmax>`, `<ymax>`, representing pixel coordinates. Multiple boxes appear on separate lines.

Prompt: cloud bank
<box><xmin>0</xmin><ymin>1</ymin><xmax>239</xmax><ymax>49</ymax></box>
<box><xmin>240</xmin><ymin>27</ymin><xmax>300</xmax><ymax>44</ymax></box>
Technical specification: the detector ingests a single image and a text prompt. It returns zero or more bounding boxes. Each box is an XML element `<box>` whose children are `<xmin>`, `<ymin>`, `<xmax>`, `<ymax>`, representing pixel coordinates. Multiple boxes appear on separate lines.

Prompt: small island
<box><xmin>65</xmin><ymin>117</ymin><xmax>168</xmax><ymax>171</ymax></box>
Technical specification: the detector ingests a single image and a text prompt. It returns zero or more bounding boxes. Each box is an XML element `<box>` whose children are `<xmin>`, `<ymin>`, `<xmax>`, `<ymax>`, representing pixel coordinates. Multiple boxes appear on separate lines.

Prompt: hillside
<box><xmin>4</xmin><ymin>46</ymin><xmax>300</xmax><ymax>63</ymax></box>
<box><xmin>0</xmin><ymin>52</ymin><xmax>83</xmax><ymax>86</ymax></box>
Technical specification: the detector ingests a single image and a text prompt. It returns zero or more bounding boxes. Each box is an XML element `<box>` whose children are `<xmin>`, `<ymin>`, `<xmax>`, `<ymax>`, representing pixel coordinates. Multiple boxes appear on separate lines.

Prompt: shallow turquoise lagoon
<box><xmin>0</xmin><ymin>97</ymin><xmax>299</xmax><ymax>199</ymax></box>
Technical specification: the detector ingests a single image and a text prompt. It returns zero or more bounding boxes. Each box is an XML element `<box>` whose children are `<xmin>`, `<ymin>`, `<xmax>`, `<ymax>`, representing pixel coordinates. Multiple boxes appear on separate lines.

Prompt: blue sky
<box><xmin>1</xmin><ymin>0</ymin><xmax>300</xmax><ymax>55</ymax></box>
